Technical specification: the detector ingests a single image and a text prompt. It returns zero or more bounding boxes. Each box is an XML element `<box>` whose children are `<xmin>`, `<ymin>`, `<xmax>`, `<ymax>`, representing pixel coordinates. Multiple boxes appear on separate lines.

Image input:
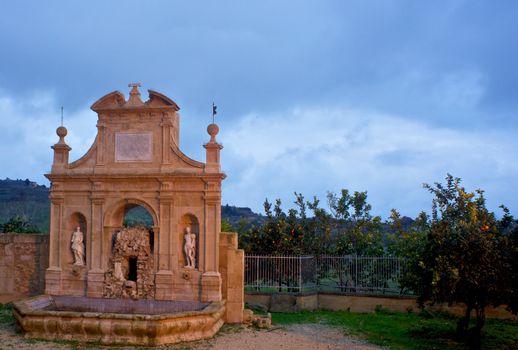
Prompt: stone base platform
<box><xmin>0</xmin><ymin>294</ymin><xmax>24</xmax><ymax>304</ymax></box>
<box><xmin>13</xmin><ymin>295</ymin><xmax>226</xmax><ymax>346</ymax></box>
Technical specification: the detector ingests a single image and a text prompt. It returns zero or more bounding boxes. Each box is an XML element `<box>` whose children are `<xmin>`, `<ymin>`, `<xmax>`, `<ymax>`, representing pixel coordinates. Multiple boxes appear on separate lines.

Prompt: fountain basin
<box><xmin>13</xmin><ymin>295</ymin><xmax>226</xmax><ymax>346</ymax></box>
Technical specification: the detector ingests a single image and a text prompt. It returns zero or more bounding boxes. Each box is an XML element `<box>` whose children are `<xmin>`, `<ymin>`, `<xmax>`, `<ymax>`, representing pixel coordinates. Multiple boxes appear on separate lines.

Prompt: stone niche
<box><xmin>42</xmin><ymin>84</ymin><xmax>244</xmax><ymax>323</ymax></box>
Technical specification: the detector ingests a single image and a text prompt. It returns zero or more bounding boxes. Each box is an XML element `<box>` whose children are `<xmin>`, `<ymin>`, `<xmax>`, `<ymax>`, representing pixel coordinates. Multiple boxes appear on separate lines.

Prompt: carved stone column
<box><xmin>45</xmin><ymin>196</ymin><xmax>64</xmax><ymax>295</ymax></box>
<box><xmin>160</xmin><ymin>114</ymin><xmax>173</xmax><ymax>165</ymax></box>
<box><xmin>155</xmin><ymin>189</ymin><xmax>174</xmax><ymax>300</ymax></box>
<box><xmin>95</xmin><ymin>121</ymin><xmax>106</xmax><ymax>166</ymax></box>
<box><xmin>201</xmin><ymin>190</ymin><xmax>222</xmax><ymax>302</ymax></box>
<box><xmin>87</xmin><ymin>197</ymin><xmax>105</xmax><ymax>297</ymax></box>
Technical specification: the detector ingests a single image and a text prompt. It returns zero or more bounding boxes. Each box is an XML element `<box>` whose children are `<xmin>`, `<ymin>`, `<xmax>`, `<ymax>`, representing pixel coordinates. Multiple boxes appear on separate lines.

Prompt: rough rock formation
<box><xmin>103</xmin><ymin>226</ymin><xmax>154</xmax><ymax>299</ymax></box>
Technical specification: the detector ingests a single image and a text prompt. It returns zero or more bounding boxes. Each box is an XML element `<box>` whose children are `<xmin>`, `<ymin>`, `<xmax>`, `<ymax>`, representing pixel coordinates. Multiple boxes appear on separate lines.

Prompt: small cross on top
<box><xmin>128</xmin><ymin>82</ymin><xmax>141</xmax><ymax>95</ymax></box>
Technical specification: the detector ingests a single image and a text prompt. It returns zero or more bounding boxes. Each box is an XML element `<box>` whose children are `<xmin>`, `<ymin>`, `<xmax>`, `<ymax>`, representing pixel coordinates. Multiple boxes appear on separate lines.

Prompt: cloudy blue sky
<box><xmin>1</xmin><ymin>0</ymin><xmax>517</xmax><ymax>218</ymax></box>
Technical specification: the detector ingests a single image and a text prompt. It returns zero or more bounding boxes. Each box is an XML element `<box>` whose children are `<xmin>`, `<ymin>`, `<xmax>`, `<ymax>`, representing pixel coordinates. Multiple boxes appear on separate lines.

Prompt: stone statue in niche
<box><xmin>71</xmin><ymin>226</ymin><xmax>85</xmax><ymax>266</ymax></box>
<box><xmin>183</xmin><ymin>226</ymin><xmax>196</xmax><ymax>268</ymax></box>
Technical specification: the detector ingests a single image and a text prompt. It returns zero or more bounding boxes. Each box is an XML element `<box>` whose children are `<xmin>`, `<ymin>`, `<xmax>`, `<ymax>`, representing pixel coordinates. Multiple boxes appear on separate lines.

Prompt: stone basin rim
<box><xmin>13</xmin><ymin>295</ymin><xmax>225</xmax><ymax>320</ymax></box>
<box><xmin>12</xmin><ymin>294</ymin><xmax>227</xmax><ymax>346</ymax></box>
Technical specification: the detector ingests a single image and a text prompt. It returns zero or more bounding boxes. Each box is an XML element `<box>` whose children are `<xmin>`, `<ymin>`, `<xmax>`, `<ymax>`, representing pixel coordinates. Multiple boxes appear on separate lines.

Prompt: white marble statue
<box><xmin>183</xmin><ymin>227</ymin><xmax>196</xmax><ymax>268</ymax></box>
<box><xmin>71</xmin><ymin>226</ymin><xmax>85</xmax><ymax>266</ymax></box>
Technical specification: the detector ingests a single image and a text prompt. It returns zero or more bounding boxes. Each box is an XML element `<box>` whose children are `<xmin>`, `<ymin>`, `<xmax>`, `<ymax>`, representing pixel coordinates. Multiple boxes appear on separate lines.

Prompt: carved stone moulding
<box><xmin>13</xmin><ymin>295</ymin><xmax>225</xmax><ymax>346</ymax></box>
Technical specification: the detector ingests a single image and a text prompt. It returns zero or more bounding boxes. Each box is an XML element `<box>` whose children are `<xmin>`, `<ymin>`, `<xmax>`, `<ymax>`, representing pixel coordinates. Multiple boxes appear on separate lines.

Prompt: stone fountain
<box><xmin>13</xmin><ymin>84</ymin><xmax>244</xmax><ymax>345</ymax></box>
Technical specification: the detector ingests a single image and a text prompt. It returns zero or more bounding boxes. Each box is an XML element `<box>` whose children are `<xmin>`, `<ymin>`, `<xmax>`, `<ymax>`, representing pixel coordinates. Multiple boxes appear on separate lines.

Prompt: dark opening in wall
<box><xmin>149</xmin><ymin>230</ymin><xmax>154</xmax><ymax>253</ymax></box>
<box><xmin>128</xmin><ymin>257</ymin><xmax>137</xmax><ymax>282</ymax></box>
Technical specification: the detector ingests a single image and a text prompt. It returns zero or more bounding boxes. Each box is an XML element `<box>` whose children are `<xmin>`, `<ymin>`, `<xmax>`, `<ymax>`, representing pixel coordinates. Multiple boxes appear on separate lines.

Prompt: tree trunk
<box><xmin>467</xmin><ymin>306</ymin><xmax>486</xmax><ymax>350</ymax></box>
<box><xmin>457</xmin><ymin>304</ymin><xmax>472</xmax><ymax>338</ymax></box>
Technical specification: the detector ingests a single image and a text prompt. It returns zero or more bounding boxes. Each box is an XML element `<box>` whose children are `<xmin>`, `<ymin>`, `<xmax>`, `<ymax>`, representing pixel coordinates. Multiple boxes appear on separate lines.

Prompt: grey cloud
<box><xmin>1</xmin><ymin>0</ymin><xmax>517</xmax><ymax>218</ymax></box>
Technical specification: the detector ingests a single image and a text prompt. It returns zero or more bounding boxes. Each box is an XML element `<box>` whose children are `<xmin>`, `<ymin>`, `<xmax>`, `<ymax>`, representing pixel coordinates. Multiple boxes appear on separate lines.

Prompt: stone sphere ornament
<box><xmin>207</xmin><ymin>123</ymin><xmax>219</xmax><ymax>142</ymax></box>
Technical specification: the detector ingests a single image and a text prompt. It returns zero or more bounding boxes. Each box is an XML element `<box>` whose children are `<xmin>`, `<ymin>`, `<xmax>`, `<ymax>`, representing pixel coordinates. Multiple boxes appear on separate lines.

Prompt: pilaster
<box><xmin>87</xmin><ymin>197</ymin><xmax>105</xmax><ymax>297</ymax></box>
<box><xmin>201</xmin><ymin>271</ymin><xmax>222</xmax><ymax>302</ymax></box>
<box><xmin>95</xmin><ymin>121</ymin><xmax>106</xmax><ymax>165</ymax></box>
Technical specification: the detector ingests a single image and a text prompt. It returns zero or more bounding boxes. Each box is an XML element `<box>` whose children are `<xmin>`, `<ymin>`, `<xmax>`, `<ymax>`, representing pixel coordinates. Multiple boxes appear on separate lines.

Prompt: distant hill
<box><xmin>0</xmin><ymin>179</ymin><xmax>264</xmax><ymax>233</ymax></box>
<box><xmin>0</xmin><ymin>179</ymin><xmax>415</xmax><ymax>235</ymax></box>
<box><xmin>221</xmin><ymin>204</ymin><xmax>266</xmax><ymax>228</ymax></box>
<box><xmin>0</xmin><ymin>178</ymin><xmax>50</xmax><ymax>232</ymax></box>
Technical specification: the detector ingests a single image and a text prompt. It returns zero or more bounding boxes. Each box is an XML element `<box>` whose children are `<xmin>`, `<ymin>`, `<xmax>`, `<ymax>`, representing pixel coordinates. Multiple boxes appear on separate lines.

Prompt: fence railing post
<box><xmin>355</xmin><ymin>255</ymin><xmax>358</xmax><ymax>292</ymax></box>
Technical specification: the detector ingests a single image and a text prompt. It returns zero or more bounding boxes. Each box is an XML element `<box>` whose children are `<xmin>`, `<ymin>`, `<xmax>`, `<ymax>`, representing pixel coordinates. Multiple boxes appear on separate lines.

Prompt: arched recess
<box><xmin>104</xmin><ymin>198</ymin><xmax>159</xmax><ymax>228</ymax></box>
<box><xmin>179</xmin><ymin>214</ymin><xmax>200</xmax><ymax>269</ymax></box>
<box><xmin>102</xmin><ymin>199</ymin><xmax>159</xmax><ymax>270</ymax></box>
<box><xmin>68</xmin><ymin>212</ymin><xmax>87</xmax><ymax>265</ymax></box>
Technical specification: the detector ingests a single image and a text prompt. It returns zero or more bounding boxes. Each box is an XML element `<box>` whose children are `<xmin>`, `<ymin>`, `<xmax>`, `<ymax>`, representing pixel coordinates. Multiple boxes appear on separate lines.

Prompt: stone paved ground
<box><xmin>0</xmin><ymin>321</ymin><xmax>385</xmax><ymax>350</ymax></box>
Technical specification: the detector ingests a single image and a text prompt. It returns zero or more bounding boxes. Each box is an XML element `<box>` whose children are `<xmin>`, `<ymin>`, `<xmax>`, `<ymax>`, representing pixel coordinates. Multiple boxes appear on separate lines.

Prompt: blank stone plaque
<box><xmin>115</xmin><ymin>132</ymin><xmax>152</xmax><ymax>162</ymax></box>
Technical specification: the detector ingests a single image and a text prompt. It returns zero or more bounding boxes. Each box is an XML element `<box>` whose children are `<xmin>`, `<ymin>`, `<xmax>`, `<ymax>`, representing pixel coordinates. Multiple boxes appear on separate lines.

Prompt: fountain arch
<box><xmin>19</xmin><ymin>85</ymin><xmax>245</xmax><ymax>346</ymax></box>
<box><xmin>104</xmin><ymin>198</ymin><xmax>159</xmax><ymax>228</ymax></box>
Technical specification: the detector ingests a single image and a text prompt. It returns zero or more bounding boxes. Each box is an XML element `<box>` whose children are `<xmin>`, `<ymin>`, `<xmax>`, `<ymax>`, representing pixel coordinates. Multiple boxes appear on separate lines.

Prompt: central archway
<box><xmin>124</xmin><ymin>205</ymin><xmax>154</xmax><ymax>228</ymax></box>
<box><xmin>104</xmin><ymin>198</ymin><xmax>159</xmax><ymax>228</ymax></box>
<box><xmin>102</xmin><ymin>199</ymin><xmax>158</xmax><ymax>299</ymax></box>
<box><xmin>102</xmin><ymin>199</ymin><xmax>159</xmax><ymax>273</ymax></box>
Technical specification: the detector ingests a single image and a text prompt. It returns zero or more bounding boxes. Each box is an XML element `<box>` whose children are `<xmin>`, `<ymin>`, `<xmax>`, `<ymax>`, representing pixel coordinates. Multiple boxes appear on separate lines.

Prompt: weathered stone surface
<box><xmin>43</xmin><ymin>85</ymin><xmax>229</xmax><ymax>303</ymax></box>
<box><xmin>0</xmin><ymin>233</ymin><xmax>48</xmax><ymax>295</ymax></box>
<box><xmin>13</xmin><ymin>295</ymin><xmax>225</xmax><ymax>346</ymax></box>
<box><xmin>103</xmin><ymin>226</ymin><xmax>154</xmax><ymax>299</ymax></box>
<box><xmin>269</xmin><ymin>294</ymin><xmax>299</xmax><ymax>312</ymax></box>
<box><xmin>219</xmin><ymin>232</ymin><xmax>245</xmax><ymax>323</ymax></box>
<box><xmin>10</xmin><ymin>84</ymin><xmax>245</xmax><ymax>346</ymax></box>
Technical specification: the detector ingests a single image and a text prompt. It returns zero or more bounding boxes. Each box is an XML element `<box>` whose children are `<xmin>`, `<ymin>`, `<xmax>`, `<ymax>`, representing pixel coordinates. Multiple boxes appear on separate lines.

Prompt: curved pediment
<box><xmin>91</xmin><ymin>91</ymin><xmax>126</xmax><ymax>112</ymax></box>
<box><xmin>147</xmin><ymin>90</ymin><xmax>180</xmax><ymax>110</ymax></box>
<box><xmin>91</xmin><ymin>89</ymin><xmax>180</xmax><ymax>112</ymax></box>
<box><xmin>171</xmin><ymin>144</ymin><xmax>205</xmax><ymax>169</ymax></box>
<box><xmin>48</xmin><ymin>85</ymin><xmax>223</xmax><ymax>179</ymax></box>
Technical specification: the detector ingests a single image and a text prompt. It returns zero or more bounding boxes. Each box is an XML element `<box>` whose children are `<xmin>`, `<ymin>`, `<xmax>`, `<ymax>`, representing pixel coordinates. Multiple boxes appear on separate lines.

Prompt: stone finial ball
<box><xmin>207</xmin><ymin>123</ymin><xmax>219</xmax><ymax>136</ymax></box>
<box><xmin>56</xmin><ymin>126</ymin><xmax>68</xmax><ymax>138</ymax></box>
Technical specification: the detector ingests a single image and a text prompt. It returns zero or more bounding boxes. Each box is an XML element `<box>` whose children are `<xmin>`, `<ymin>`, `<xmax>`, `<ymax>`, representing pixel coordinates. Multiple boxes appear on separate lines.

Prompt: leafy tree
<box><xmin>239</xmin><ymin>195</ymin><xmax>326</xmax><ymax>255</ymax></box>
<box><xmin>322</xmin><ymin>190</ymin><xmax>383</xmax><ymax>292</ymax></box>
<box><xmin>386</xmin><ymin>209</ymin><xmax>429</xmax><ymax>294</ymax></box>
<box><xmin>239</xmin><ymin>199</ymin><xmax>281</xmax><ymax>254</ymax></box>
<box><xmin>306</xmin><ymin>195</ymin><xmax>333</xmax><ymax>255</ymax></box>
<box><xmin>0</xmin><ymin>216</ymin><xmax>40</xmax><ymax>233</ymax></box>
<box><xmin>327</xmin><ymin>189</ymin><xmax>384</xmax><ymax>255</ymax></box>
<box><xmin>406</xmin><ymin>174</ymin><xmax>516</xmax><ymax>349</ymax></box>
<box><xmin>240</xmin><ymin>189</ymin><xmax>384</xmax><ymax>256</ymax></box>
<box><xmin>496</xmin><ymin>206</ymin><xmax>518</xmax><ymax>315</ymax></box>
<box><xmin>221</xmin><ymin>218</ymin><xmax>235</xmax><ymax>232</ymax></box>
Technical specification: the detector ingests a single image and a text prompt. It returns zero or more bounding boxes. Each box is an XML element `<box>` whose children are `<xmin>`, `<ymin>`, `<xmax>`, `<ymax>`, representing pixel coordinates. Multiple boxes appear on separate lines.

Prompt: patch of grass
<box><xmin>272</xmin><ymin>309</ymin><xmax>518</xmax><ymax>350</ymax></box>
<box><xmin>0</xmin><ymin>303</ymin><xmax>14</xmax><ymax>326</ymax></box>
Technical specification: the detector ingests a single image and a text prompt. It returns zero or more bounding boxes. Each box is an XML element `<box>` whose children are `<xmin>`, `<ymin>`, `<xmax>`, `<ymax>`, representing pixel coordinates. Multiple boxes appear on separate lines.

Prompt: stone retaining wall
<box><xmin>245</xmin><ymin>292</ymin><xmax>517</xmax><ymax>320</ymax></box>
<box><xmin>0</xmin><ymin>233</ymin><xmax>49</xmax><ymax>296</ymax></box>
<box><xmin>219</xmin><ymin>232</ymin><xmax>245</xmax><ymax>323</ymax></box>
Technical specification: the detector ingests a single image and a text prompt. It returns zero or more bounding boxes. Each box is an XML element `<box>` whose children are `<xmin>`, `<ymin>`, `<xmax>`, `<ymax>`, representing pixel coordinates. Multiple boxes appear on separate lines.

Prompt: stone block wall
<box><xmin>245</xmin><ymin>292</ymin><xmax>518</xmax><ymax>320</ymax></box>
<box><xmin>0</xmin><ymin>233</ymin><xmax>49</xmax><ymax>296</ymax></box>
<box><xmin>219</xmin><ymin>232</ymin><xmax>244</xmax><ymax>323</ymax></box>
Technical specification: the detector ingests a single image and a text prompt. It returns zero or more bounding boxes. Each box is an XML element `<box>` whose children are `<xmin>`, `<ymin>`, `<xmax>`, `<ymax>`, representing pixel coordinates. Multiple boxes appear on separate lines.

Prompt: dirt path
<box><xmin>0</xmin><ymin>323</ymin><xmax>384</xmax><ymax>350</ymax></box>
<box><xmin>192</xmin><ymin>324</ymin><xmax>385</xmax><ymax>350</ymax></box>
